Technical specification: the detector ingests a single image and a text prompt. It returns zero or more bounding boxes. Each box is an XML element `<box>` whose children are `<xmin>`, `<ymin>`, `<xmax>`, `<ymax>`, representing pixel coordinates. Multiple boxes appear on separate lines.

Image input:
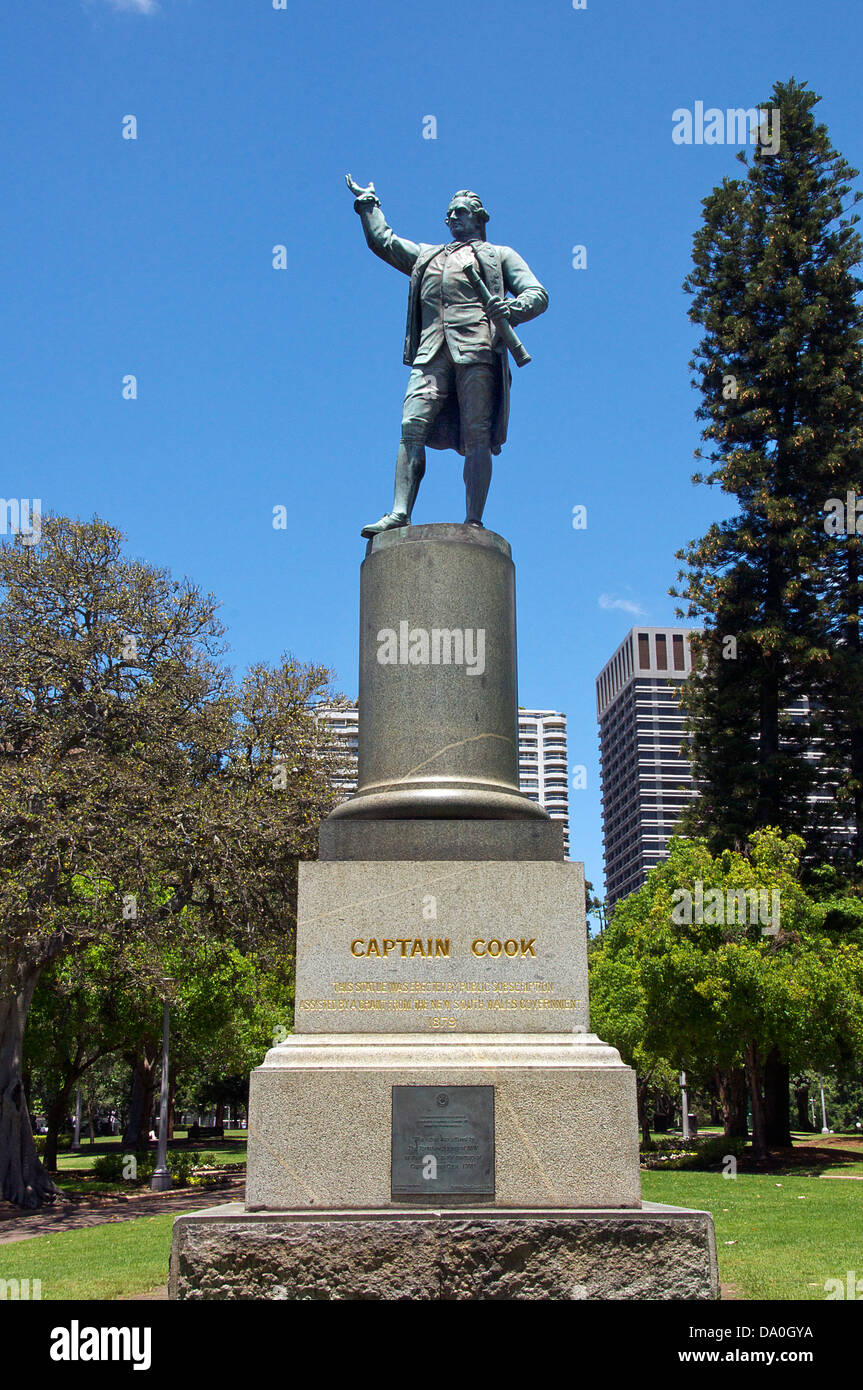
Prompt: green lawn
<box><xmin>0</xmin><ymin>1214</ymin><xmax>176</xmax><ymax>1301</ymax></box>
<box><xmin>50</xmin><ymin>1136</ymin><xmax>248</xmax><ymax>1196</ymax></box>
<box><xmin>55</xmin><ymin>1137</ymin><xmax>247</xmax><ymax>1175</ymax></box>
<box><xmin>642</xmin><ymin>1169</ymin><xmax>862</xmax><ymax>1300</ymax></box>
<box><xmin>3</xmin><ymin>1167</ymin><xmax>858</xmax><ymax>1301</ymax></box>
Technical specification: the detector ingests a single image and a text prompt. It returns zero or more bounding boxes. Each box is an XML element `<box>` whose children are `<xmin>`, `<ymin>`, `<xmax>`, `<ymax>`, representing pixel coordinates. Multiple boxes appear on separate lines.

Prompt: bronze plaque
<box><xmin>391</xmin><ymin>1085</ymin><xmax>494</xmax><ymax>1198</ymax></box>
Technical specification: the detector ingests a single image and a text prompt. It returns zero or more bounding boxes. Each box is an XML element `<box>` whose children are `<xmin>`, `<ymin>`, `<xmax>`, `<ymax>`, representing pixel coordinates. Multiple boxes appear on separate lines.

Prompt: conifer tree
<box><xmin>673</xmin><ymin>78</ymin><xmax>863</xmax><ymax>864</ymax></box>
<box><xmin>672</xmin><ymin>79</ymin><xmax>863</xmax><ymax>1143</ymax></box>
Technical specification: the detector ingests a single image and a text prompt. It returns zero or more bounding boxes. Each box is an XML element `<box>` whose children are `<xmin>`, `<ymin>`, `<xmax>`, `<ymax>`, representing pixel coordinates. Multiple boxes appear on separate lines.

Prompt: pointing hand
<box><xmin>345</xmin><ymin>173</ymin><xmax>377</xmax><ymax>201</ymax></box>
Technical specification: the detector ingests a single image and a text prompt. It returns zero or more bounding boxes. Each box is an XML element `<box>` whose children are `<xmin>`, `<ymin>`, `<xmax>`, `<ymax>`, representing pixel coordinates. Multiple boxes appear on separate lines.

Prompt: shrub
<box><xmin>91</xmin><ymin>1149</ymin><xmax>156</xmax><ymax>1184</ymax></box>
<box><xmin>167</xmin><ymin>1150</ymin><xmax>201</xmax><ymax>1186</ymax></box>
<box><xmin>640</xmin><ymin>1135</ymin><xmax>748</xmax><ymax>1171</ymax></box>
<box><xmin>92</xmin><ymin>1151</ymin><xmax>127</xmax><ymax>1182</ymax></box>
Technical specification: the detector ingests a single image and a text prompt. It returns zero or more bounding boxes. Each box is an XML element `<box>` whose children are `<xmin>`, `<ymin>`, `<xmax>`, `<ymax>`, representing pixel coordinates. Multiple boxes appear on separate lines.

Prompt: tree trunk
<box><xmin>716</xmin><ymin>1066</ymin><xmax>749</xmax><ymax>1138</ymax></box>
<box><xmin>635</xmin><ymin>1074</ymin><xmax>652</xmax><ymax>1147</ymax></box>
<box><xmin>794</xmin><ymin>1080</ymin><xmax>813</xmax><ymax>1132</ymax></box>
<box><xmin>844</xmin><ymin>540</ymin><xmax>863</xmax><ymax>863</ymax></box>
<box><xmin>44</xmin><ymin>1084</ymin><xmax>74</xmax><ymax>1173</ymax></box>
<box><xmin>123</xmin><ymin>1048</ymin><xmax>156</xmax><ymax>1149</ymax></box>
<box><xmin>745</xmin><ymin>1044</ymin><xmax>769</xmax><ymax>1161</ymax></box>
<box><xmin>764</xmin><ymin>1049</ymin><xmax>792</xmax><ymax>1146</ymax></box>
<box><xmin>0</xmin><ymin>975</ymin><xmax>58</xmax><ymax>1208</ymax></box>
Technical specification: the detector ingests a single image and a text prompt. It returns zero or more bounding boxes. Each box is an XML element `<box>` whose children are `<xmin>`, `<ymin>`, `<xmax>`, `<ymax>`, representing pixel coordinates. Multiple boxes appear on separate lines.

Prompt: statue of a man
<box><xmin>346</xmin><ymin>176</ymin><xmax>549</xmax><ymax>538</ymax></box>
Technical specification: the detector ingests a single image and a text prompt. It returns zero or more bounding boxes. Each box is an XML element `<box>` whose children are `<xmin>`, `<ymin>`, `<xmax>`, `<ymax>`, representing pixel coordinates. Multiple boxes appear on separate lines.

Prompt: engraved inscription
<box><xmin>297</xmin><ymin>978</ymin><xmax>583</xmax><ymax>1025</ymax></box>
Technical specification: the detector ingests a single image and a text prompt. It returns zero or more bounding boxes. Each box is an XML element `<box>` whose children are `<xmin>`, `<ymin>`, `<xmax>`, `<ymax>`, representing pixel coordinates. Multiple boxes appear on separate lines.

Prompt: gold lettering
<box><xmin>350</xmin><ymin>940</ymin><xmax>365</xmax><ymax>957</ymax></box>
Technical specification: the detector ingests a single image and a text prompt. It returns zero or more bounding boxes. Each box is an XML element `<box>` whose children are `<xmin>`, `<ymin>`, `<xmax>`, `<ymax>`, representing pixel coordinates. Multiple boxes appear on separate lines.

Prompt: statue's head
<box><xmin>445</xmin><ymin>190</ymin><xmax>489</xmax><ymax>242</ymax></box>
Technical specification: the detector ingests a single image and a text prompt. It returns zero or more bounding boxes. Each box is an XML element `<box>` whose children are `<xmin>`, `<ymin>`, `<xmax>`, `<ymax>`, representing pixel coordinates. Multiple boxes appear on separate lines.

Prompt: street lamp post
<box><xmin>72</xmin><ymin>1085</ymin><xmax>82</xmax><ymax>1152</ymax></box>
<box><xmin>819</xmin><ymin>1073</ymin><xmax>829</xmax><ymax>1135</ymax></box>
<box><xmin>150</xmin><ymin>992</ymin><xmax>173</xmax><ymax>1192</ymax></box>
<box><xmin>680</xmin><ymin>1070</ymin><xmax>691</xmax><ymax>1141</ymax></box>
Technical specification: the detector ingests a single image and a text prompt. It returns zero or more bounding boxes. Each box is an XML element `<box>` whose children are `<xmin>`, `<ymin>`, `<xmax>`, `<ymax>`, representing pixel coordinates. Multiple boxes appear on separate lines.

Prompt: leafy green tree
<box><xmin>589</xmin><ymin>944</ymin><xmax>675</xmax><ymax>1145</ymax></box>
<box><xmin>0</xmin><ymin>515</ymin><xmax>338</xmax><ymax>1207</ymax></box>
<box><xmin>25</xmin><ymin>944</ymin><xmax>134</xmax><ymax>1168</ymax></box>
<box><xmin>602</xmin><ymin>830</ymin><xmax>863</xmax><ymax>1160</ymax></box>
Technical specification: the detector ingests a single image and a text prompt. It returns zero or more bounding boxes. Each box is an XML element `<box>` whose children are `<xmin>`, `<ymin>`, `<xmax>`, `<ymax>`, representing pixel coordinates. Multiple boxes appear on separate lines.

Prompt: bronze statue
<box><xmin>345</xmin><ymin>176</ymin><xmax>548</xmax><ymax>537</ymax></box>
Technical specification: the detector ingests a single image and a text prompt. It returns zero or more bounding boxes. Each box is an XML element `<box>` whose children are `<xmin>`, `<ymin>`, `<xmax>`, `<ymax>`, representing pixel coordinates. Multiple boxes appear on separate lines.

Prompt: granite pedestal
<box><xmin>170</xmin><ymin>1203</ymin><xmax>720</xmax><ymax>1301</ymax></box>
<box><xmin>170</xmin><ymin>525</ymin><xmax>718</xmax><ymax>1299</ymax></box>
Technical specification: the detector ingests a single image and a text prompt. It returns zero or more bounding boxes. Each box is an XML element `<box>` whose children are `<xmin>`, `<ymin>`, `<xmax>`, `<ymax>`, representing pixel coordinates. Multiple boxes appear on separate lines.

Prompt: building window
<box><xmin>638</xmin><ymin>633</ymin><xmax>650</xmax><ymax>669</ymax></box>
<box><xmin>655</xmin><ymin>634</ymin><xmax>667</xmax><ymax>671</ymax></box>
<box><xmin>672</xmin><ymin>634</ymin><xmax>685</xmax><ymax>671</ymax></box>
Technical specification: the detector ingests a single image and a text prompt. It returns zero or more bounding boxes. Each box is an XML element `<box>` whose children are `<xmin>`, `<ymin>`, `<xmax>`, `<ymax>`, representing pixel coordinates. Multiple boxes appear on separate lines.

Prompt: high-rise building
<box><xmin>516</xmin><ymin>709</ymin><xmax>570</xmax><ymax>857</ymax></box>
<box><xmin>596</xmin><ymin>628</ymin><xmax>856</xmax><ymax>907</ymax></box>
<box><xmin>316</xmin><ymin>703</ymin><xmax>359</xmax><ymax>798</ymax></box>
<box><xmin>596</xmin><ymin>627</ymin><xmax>697</xmax><ymax>906</ymax></box>
<box><xmin>317</xmin><ymin>702</ymin><xmax>570</xmax><ymax>856</ymax></box>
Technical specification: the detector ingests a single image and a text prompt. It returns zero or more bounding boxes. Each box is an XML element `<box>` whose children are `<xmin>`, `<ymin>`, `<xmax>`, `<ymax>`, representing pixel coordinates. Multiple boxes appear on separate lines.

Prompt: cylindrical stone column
<box><xmin>327</xmin><ymin>523</ymin><xmax>548</xmax><ymax>823</ymax></box>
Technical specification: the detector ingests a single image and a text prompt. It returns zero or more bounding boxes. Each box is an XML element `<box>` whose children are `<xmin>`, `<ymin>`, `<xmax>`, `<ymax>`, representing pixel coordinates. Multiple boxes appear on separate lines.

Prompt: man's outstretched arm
<box><xmin>345</xmin><ymin>174</ymin><xmax>420</xmax><ymax>276</ymax></box>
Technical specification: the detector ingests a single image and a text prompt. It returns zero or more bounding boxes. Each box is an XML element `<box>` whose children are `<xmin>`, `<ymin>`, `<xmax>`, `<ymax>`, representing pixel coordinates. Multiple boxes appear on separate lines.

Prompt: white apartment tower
<box><xmin>516</xmin><ymin>710</ymin><xmax>570</xmax><ymax>857</ymax></box>
<box><xmin>317</xmin><ymin>702</ymin><xmax>570</xmax><ymax>857</ymax></box>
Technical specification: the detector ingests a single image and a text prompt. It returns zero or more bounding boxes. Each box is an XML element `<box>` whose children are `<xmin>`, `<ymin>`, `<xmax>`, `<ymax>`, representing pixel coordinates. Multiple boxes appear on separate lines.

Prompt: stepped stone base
<box><xmin>246</xmin><ymin>1033</ymin><xmax>640</xmax><ymax>1210</ymax></box>
<box><xmin>169</xmin><ymin>1202</ymin><xmax>720</xmax><ymax>1301</ymax></box>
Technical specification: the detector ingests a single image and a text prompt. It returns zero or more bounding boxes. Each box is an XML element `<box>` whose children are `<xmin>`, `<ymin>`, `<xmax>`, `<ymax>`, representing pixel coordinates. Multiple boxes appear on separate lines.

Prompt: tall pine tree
<box><xmin>673</xmin><ymin>78</ymin><xmax>863</xmax><ymax>860</ymax></box>
<box><xmin>672</xmin><ymin>79</ymin><xmax>863</xmax><ymax>1144</ymax></box>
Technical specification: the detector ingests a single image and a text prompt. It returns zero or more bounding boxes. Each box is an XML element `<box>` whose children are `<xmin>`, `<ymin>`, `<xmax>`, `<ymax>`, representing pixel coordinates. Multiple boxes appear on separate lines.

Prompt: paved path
<box><xmin>0</xmin><ymin>1178</ymin><xmax>244</xmax><ymax>1245</ymax></box>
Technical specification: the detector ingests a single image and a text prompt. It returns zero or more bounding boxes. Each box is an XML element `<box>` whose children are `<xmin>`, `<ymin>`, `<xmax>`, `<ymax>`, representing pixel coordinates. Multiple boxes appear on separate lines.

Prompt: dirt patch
<box><xmin>720</xmin><ymin>1283</ymin><xmax>744</xmax><ymax>1300</ymax></box>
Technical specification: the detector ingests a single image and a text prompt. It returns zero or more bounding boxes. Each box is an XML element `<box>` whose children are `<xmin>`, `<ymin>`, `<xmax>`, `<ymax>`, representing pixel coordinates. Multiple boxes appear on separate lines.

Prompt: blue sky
<box><xmin>3</xmin><ymin>0</ymin><xmax>862</xmax><ymax>896</ymax></box>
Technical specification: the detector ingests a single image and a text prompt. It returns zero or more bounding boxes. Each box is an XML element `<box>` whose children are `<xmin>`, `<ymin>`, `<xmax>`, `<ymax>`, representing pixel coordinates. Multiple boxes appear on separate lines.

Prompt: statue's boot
<box><xmin>360</xmin><ymin>442</ymin><xmax>425</xmax><ymax>539</ymax></box>
<box><xmin>464</xmin><ymin>444</ymin><xmax>492</xmax><ymax>527</ymax></box>
<box><xmin>360</xmin><ymin>511</ymin><xmax>410</xmax><ymax>539</ymax></box>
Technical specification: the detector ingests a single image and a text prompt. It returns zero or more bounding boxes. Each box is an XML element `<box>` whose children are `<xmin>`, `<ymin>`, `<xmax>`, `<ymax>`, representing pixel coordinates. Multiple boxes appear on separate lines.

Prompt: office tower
<box><xmin>596</xmin><ymin>628</ymin><xmax>697</xmax><ymax>907</ymax></box>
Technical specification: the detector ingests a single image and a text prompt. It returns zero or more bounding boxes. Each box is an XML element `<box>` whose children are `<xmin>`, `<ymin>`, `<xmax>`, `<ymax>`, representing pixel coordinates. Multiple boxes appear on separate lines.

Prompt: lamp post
<box><xmin>680</xmin><ymin>1070</ymin><xmax>691</xmax><ymax>1141</ymax></box>
<box><xmin>819</xmin><ymin>1072</ymin><xmax>829</xmax><ymax>1135</ymax></box>
<box><xmin>150</xmin><ymin>986</ymin><xmax>173</xmax><ymax>1192</ymax></box>
<box><xmin>72</xmin><ymin>1085</ymin><xmax>82</xmax><ymax>1152</ymax></box>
